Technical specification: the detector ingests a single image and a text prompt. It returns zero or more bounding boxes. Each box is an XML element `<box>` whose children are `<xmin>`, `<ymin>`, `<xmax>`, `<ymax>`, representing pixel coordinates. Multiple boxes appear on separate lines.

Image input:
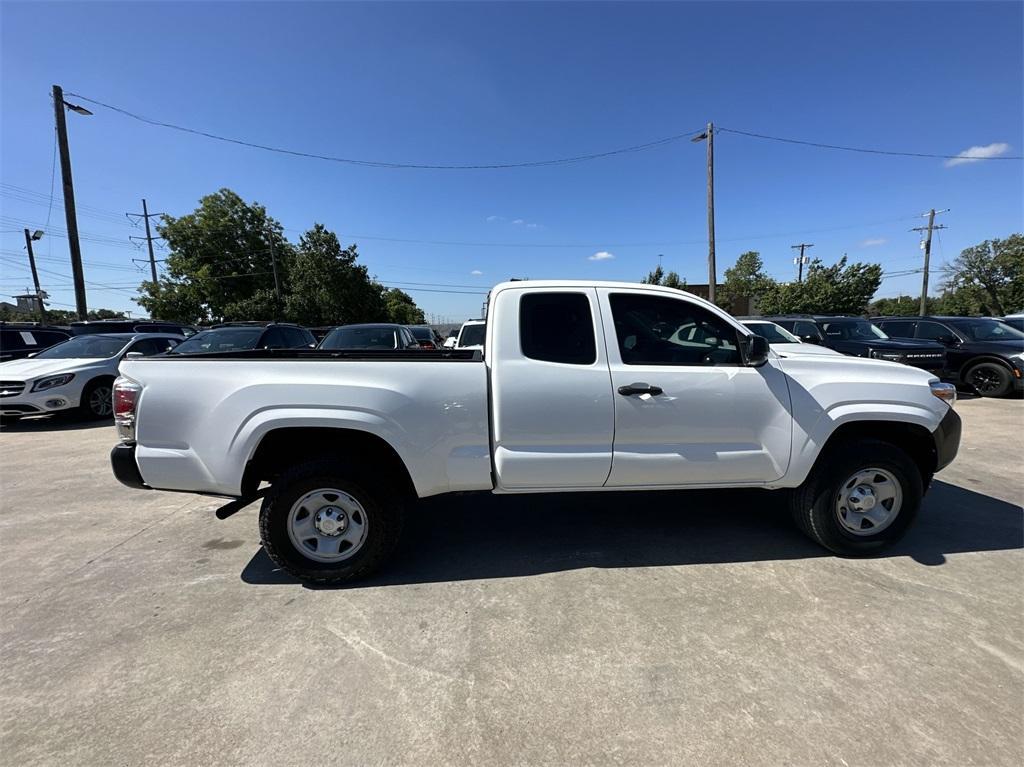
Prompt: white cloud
<box><xmin>526</xmin><ymin>223</ymin><xmax>539</xmax><ymax>229</ymax></box>
<box><xmin>588</xmin><ymin>251</ymin><xmax>615</xmax><ymax>261</ymax></box>
<box><xmin>945</xmin><ymin>142</ymin><xmax>1010</xmax><ymax>167</ymax></box>
<box><xmin>485</xmin><ymin>215</ymin><xmax>503</xmax><ymax>222</ymax></box>
<box><xmin>512</xmin><ymin>218</ymin><xmax>525</xmax><ymax>225</ymax></box>
<box><xmin>861</xmin><ymin>237</ymin><xmax>887</xmax><ymax>247</ymax></box>
<box><xmin>470</xmin><ymin>269</ymin><xmax>483</xmax><ymax>276</ymax></box>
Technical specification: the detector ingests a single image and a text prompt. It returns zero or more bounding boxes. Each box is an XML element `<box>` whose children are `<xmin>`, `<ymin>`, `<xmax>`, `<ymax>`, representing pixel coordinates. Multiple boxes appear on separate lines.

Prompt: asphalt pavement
<box><xmin>1</xmin><ymin>396</ymin><xmax>1021</xmax><ymax>766</ymax></box>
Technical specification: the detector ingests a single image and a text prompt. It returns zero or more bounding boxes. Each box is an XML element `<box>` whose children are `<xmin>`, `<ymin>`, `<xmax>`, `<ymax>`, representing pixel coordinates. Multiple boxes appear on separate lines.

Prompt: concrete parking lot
<box><xmin>1</xmin><ymin>397</ymin><xmax>1022</xmax><ymax>766</ymax></box>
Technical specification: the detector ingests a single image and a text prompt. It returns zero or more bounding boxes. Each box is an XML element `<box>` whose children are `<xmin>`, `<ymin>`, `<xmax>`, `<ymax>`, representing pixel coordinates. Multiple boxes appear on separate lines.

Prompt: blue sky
<box><xmin>2</xmin><ymin>1</ymin><xmax>1022</xmax><ymax>320</ymax></box>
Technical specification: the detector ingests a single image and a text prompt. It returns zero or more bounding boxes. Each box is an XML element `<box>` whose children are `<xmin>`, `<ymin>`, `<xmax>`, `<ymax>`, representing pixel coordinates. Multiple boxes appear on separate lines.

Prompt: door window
<box><xmin>261</xmin><ymin>327</ymin><xmax>288</xmax><ymax>348</ymax></box>
<box><xmin>877</xmin><ymin>320</ymin><xmax>916</xmax><ymax>338</ymax></box>
<box><xmin>519</xmin><ymin>292</ymin><xmax>596</xmax><ymax>365</ymax></box>
<box><xmin>126</xmin><ymin>338</ymin><xmax>176</xmax><ymax>356</ymax></box>
<box><xmin>916</xmin><ymin>321</ymin><xmax>955</xmax><ymax>342</ymax></box>
<box><xmin>609</xmin><ymin>293</ymin><xmax>740</xmax><ymax>365</ymax></box>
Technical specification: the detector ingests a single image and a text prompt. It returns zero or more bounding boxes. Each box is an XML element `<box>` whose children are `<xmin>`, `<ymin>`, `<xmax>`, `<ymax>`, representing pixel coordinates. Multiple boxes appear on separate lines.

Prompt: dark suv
<box><xmin>766</xmin><ymin>315</ymin><xmax>946</xmax><ymax>373</ymax></box>
<box><xmin>872</xmin><ymin>316</ymin><xmax>1024</xmax><ymax>397</ymax></box>
<box><xmin>169</xmin><ymin>322</ymin><xmax>316</xmax><ymax>354</ymax></box>
<box><xmin>68</xmin><ymin>319</ymin><xmax>197</xmax><ymax>337</ymax></box>
<box><xmin>0</xmin><ymin>323</ymin><xmax>71</xmax><ymax>362</ymax></box>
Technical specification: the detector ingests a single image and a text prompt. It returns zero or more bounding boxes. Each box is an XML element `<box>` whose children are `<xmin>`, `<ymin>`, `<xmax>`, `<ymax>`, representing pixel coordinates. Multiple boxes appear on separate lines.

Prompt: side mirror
<box><xmin>743</xmin><ymin>335</ymin><xmax>770</xmax><ymax>367</ymax></box>
<box><xmin>800</xmin><ymin>335</ymin><xmax>819</xmax><ymax>344</ymax></box>
<box><xmin>937</xmin><ymin>334</ymin><xmax>958</xmax><ymax>346</ymax></box>
<box><xmin>125</xmin><ymin>351</ymin><xmax>144</xmax><ymax>359</ymax></box>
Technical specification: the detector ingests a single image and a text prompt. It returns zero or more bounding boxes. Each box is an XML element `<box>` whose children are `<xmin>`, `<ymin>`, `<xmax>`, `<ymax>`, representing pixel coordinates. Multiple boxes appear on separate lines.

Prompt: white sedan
<box><xmin>741</xmin><ymin>319</ymin><xmax>842</xmax><ymax>356</ymax></box>
<box><xmin>0</xmin><ymin>333</ymin><xmax>181</xmax><ymax>421</ymax></box>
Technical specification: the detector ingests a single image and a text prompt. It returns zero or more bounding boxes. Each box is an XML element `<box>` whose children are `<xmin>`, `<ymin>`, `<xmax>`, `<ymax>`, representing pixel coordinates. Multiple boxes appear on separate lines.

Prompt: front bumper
<box><xmin>111</xmin><ymin>443</ymin><xmax>149</xmax><ymax>490</ymax></box>
<box><xmin>932</xmin><ymin>406</ymin><xmax>962</xmax><ymax>473</ymax></box>
<box><xmin>0</xmin><ymin>384</ymin><xmax>81</xmax><ymax>416</ymax></box>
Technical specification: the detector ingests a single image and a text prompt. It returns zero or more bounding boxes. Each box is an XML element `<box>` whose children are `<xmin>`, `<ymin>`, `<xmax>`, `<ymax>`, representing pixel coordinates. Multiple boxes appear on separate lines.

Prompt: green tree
<box><xmin>941</xmin><ymin>234</ymin><xmax>1023</xmax><ymax>316</ymax></box>
<box><xmin>382</xmin><ymin>288</ymin><xmax>426</xmax><ymax>324</ymax></box>
<box><xmin>641</xmin><ymin>264</ymin><xmax>686</xmax><ymax>290</ymax></box>
<box><xmin>285</xmin><ymin>224</ymin><xmax>386</xmax><ymax>325</ymax></box>
<box><xmin>719</xmin><ymin>251</ymin><xmax>774</xmax><ymax>309</ymax></box>
<box><xmin>136</xmin><ymin>189</ymin><xmax>293</xmax><ymax>323</ymax></box>
<box><xmin>758</xmin><ymin>257</ymin><xmax>882</xmax><ymax>315</ymax></box>
<box><xmin>869</xmin><ymin>295</ymin><xmax>940</xmax><ymax>316</ymax></box>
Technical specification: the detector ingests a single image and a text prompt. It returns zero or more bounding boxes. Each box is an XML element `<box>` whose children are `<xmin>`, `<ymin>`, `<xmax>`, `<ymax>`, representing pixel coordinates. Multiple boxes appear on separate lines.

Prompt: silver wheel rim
<box><xmin>835</xmin><ymin>467</ymin><xmax>903</xmax><ymax>536</ymax></box>
<box><xmin>90</xmin><ymin>385</ymin><xmax>113</xmax><ymax>416</ymax></box>
<box><xmin>286</xmin><ymin>488</ymin><xmax>369</xmax><ymax>563</ymax></box>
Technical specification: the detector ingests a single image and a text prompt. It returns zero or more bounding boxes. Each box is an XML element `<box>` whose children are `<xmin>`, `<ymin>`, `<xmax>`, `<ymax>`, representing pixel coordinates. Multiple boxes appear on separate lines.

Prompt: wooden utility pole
<box><xmin>791</xmin><ymin>243</ymin><xmax>814</xmax><ymax>282</ymax></box>
<box><xmin>52</xmin><ymin>85</ymin><xmax>88</xmax><ymax>320</ymax></box>
<box><xmin>267</xmin><ymin>225</ymin><xmax>281</xmax><ymax>319</ymax></box>
<box><xmin>911</xmin><ymin>209</ymin><xmax>948</xmax><ymax>316</ymax></box>
<box><xmin>692</xmin><ymin>124</ymin><xmax>716</xmax><ymax>302</ymax></box>
<box><xmin>23</xmin><ymin>229</ymin><xmax>46</xmax><ymax>321</ymax></box>
<box><xmin>705</xmin><ymin>122</ymin><xmax>716</xmax><ymax>303</ymax></box>
<box><xmin>127</xmin><ymin>199</ymin><xmax>161</xmax><ymax>283</ymax></box>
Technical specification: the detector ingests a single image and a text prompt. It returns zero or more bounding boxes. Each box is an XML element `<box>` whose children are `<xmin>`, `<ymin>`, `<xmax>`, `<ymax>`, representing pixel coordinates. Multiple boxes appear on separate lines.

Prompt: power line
<box><xmin>65</xmin><ymin>92</ymin><xmax>703</xmax><ymax>170</ymax></box>
<box><xmin>717</xmin><ymin>127</ymin><xmax>1024</xmax><ymax>161</ymax></box>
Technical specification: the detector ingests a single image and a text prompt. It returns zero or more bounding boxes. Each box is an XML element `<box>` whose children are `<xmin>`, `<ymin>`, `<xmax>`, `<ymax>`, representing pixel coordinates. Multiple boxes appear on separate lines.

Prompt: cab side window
<box><xmin>261</xmin><ymin>327</ymin><xmax>288</xmax><ymax>349</ymax></box>
<box><xmin>520</xmin><ymin>292</ymin><xmax>597</xmax><ymax>365</ymax></box>
<box><xmin>792</xmin><ymin>321</ymin><xmax>823</xmax><ymax>342</ymax></box>
<box><xmin>877</xmin><ymin>320</ymin><xmax>916</xmax><ymax>338</ymax></box>
<box><xmin>609</xmin><ymin>293</ymin><xmax>740</xmax><ymax>366</ymax></box>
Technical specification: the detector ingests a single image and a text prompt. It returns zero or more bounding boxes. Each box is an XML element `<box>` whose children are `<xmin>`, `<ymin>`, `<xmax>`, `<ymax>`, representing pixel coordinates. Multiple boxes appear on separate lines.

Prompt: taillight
<box><xmin>113</xmin><ymin>376</ymin><xmax>141</xmax><ymax>443</ymax></box>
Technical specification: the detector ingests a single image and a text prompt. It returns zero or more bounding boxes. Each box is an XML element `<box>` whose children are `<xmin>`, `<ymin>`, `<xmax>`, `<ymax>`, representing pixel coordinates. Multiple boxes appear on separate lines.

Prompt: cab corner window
<box><xmin>519</xmin><ymin>292</ymin><xmax>596</xmax><ymax>365</ymax></box>
<box><xmin>609</xmin><ymin>293</ymin><xmax>740</xmax><ymax>366</ymax></box>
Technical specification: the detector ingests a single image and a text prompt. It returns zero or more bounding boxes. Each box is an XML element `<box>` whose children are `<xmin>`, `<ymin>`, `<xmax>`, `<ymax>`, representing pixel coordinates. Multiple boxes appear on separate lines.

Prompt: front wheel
<box><xmin>79</xmin><ymin>377</ymin><xmax>115</xmax><ymax>420</ymax></box>
<box><xmin>964</xmin><ymin>362</ymin><xmax>1012</xmax><ymax>398</ymax></box>
<box><xmin>259</xmin><ymin>460</ymin><xmax>404</xmax><ymax>585</ymax></box>
<box><xmin>790</xmin><ymin>439</ymin><xmax>923</xmax><ymax>555</ymax></box>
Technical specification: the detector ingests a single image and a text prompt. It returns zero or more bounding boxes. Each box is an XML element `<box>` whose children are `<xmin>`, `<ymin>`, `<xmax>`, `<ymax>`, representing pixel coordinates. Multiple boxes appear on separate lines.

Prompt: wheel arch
<box><xmin>241</xmin><ymin>426</ymin><xmax>417</xmax><ymax>501</ymax></box>
<box><xmin>815</xmin><ymin>420</ymin><xmax>937</xmax><ymax>486</ymax></box>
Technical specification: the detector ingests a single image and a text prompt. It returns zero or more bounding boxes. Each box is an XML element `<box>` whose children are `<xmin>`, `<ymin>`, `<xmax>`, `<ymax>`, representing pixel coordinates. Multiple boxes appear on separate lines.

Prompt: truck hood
<box><xmin>0</xmin><ymin>357</ymin><xmax>111</xmax><ymax>381</ymax></box>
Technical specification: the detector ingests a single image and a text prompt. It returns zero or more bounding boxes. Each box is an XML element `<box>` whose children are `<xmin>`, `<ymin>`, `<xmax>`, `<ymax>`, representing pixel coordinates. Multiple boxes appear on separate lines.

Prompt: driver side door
<box><xmin>598</xmin><ymin>288</ymin><xmax>793</xmax><ymax>486</ymax></box>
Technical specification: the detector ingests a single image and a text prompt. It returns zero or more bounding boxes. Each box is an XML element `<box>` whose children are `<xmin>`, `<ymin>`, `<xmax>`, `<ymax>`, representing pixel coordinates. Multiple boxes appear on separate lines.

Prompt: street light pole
<box><xmin>52</xmin><ymin>84</ymin><xmax>90</xmax><ymax>320</ymax></box>
<box><xmin>23</xmin><ymin>229</ymin><xmax>46</xmax><ymax>321</ymax></box>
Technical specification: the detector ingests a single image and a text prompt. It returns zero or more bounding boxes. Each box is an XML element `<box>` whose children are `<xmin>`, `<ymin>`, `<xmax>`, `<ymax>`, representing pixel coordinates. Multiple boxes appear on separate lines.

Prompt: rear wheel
<box><xmin>78</xmin><ymin>378</ymin><xmax>114</xmax><ymax>420</ymax></box>
<box><xmin>964</xmin><ymin>362</ymin><xmax>1012</xmax><ymax>398</ymax></box>
<box><xmin>790</xmin><ymin>439</ymin><xmax>922</xmax><ymax>555</ymax></box>
<box><xmin>259</xmin><ymin>459</ymin><xmax>404</xmax><ymax>585</ymax></box>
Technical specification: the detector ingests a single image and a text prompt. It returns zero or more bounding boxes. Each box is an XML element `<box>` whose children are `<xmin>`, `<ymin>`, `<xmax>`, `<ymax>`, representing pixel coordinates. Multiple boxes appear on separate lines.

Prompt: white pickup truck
<box><xmin>111</xmin><ymin>281</ymin><xmax>961</xmax><ymax>584</ymax></box>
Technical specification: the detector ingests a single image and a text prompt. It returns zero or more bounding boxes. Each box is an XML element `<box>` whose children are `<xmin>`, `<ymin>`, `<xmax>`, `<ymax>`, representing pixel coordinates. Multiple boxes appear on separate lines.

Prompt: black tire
<box><xmin>964</xmin><ymin>361</ymin><xmax>1012</xmax><ymax>398</ymax></box>
<box><xmin>78</xmin><ymin>377</ymin><xmax>115</xmax><ymax>420</ymax></box>
<box><xmin>789</xmin><ymin>438</ymin><xmax>923</xmax><ymax>556</ymax></box>
<box><xmin>259</xmin><ymin>459</ymin><xmax>404</xmax><ymax>585</ymax></box>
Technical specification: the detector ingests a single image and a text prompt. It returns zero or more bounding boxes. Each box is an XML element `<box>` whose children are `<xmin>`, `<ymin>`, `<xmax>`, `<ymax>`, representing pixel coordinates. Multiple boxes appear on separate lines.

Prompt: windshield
<box><xmin>408</xmin><ymin>327</ymin><xmax>434</xmax><ymax>341</ymax></box>
<box><xmin>743</xmin><ymin>322</ymin><xmax>800</xmax><ymax>344</ymax></box>
<box><xmin>821</xmin><ymin>319</ymin><xmax>888</xmax><ymax>341</ymax></box>
<box><xmin>35</xmin><ymin>335</ymin><xmax>127</xmax><ymax>359</ymax></box>
<box><xmin>458</xmin><ymin>323</ymin><xmax>486</xmax><ymax>347</ymax></box>
<box><xmin>320</xmin><ymin>326</ymin><xmax>399</xmax><ymax>350</ymax></box>
<box><xmin>949</xmin><ymin>318</ymin><xmax>1024</xmax><ymax>342</ymax></box>
<box><xmin>170</xmin><ymin>328</ymin><xmax>263</xmax><ymax>354</ymax></box>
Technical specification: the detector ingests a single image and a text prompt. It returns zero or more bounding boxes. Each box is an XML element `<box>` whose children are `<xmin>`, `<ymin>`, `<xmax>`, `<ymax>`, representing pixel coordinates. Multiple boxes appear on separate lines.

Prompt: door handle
<box><xmin>617</xmin><ymin>382</ymin><xmax>663</xmax><ymax>396</ymax></box>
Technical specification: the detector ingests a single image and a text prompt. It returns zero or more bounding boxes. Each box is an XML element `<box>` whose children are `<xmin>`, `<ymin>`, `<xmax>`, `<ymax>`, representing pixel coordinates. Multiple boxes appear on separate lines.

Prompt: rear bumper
<box><xmin>110</xmin><ymin>443</ymin><xmax>149</xmax><ymax>490</ymax></box>
<box><xmin>932</xmin><ymin>406</ymin><xmax>962</xmax><ymax>473</ymax></box>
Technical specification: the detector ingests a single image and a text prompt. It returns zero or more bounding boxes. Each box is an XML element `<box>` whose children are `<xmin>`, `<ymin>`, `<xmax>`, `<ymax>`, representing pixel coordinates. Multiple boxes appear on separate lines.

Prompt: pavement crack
<box><xmin>324</xmin><ymin>624</ymin><xmax>469</xmax><ymax>686</ymax></box>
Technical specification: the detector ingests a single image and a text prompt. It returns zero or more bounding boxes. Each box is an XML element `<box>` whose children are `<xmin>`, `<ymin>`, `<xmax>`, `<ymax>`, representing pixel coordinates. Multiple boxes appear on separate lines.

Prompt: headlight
<box><xmin>871</xmin><ymin>350</ymin><xmax>904</xmax><ymax>362</ymax></box>
<box><xmin>31</xmin><ymin>373</ymin><xmax>75</xmax><ymax>392</ymax></box>
<box><xmin>929</xmin><ymin>380</ymin><xmax>957</xmax><ymax>406</ymax></box>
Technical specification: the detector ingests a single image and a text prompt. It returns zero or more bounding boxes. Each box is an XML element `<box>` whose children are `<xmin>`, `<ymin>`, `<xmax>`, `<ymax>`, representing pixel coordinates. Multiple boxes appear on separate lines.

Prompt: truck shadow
<box><xmin>240</xmin><ymin>480</ymin><xmax>1022</xmax><ymax>589</ymax></box>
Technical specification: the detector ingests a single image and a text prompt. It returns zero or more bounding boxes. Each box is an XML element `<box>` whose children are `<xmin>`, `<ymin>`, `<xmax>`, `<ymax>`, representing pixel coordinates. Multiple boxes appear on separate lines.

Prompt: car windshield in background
<box><xmin>320</xmin><ymin>326</ymin><xmax>399</xmax><ymax>350</ymax></box>
<box><xmin>170</xmin><ymin>328</ymin><xmax>263</xmax><ymax>354</ymax></box>
<box><xmin>35</xmin><ymin>335</ymin><xmax>127</xmax><ymax>359</ymax></box>
<box><xmin>745</xmin><ymin>323</ymin><xmax>799</xmax><ymax>344</ymax></box>
<box><xmin>408</xmin><ymin>327</ymin><xmax>434</xmax><ymax>341</ymax></box>
<box><xmin>949</xmin><ymin>318</ymin><xmax>1024</xmax><ymax>342</ymax></box>
<box><xmin>459</xmin><ymin>324</ymin><xmax>486</xmax><ymax>346</ymax></box>
<box><xmin>821</xmin><ymin>320</ymin><xmax>888</xmax><ymax>340</ymax></box>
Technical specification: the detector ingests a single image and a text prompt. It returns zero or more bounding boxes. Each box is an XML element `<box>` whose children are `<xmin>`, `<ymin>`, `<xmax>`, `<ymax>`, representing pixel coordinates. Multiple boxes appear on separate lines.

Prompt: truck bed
<box><xmin>119</xmin><ymin>353</ymin><xmax>491</xmax><ymax>498</ymax></box>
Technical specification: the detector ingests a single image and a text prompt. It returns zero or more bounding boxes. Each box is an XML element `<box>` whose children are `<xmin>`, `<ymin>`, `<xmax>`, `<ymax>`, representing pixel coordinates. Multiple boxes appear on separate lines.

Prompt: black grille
<box><xmin>0</xmin><ymin>381</ymin><xmax>26</xmax><ymax>398</ymax></box>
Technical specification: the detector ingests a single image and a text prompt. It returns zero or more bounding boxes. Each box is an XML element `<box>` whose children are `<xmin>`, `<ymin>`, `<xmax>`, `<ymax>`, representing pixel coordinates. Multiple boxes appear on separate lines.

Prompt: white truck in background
<box><xmin>111</xmin><ymin>281</ymin><xmax>961</xmax><ymax>584</ymax></box>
